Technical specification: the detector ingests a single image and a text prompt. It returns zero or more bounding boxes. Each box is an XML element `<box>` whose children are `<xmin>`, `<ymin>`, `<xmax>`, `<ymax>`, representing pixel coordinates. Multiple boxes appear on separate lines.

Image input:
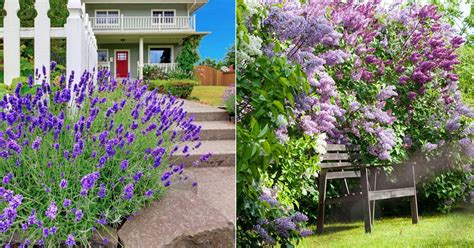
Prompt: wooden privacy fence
<box><xmin>194</xmin><ymin>65</ymin><xmax>235</xmax><ymax>86</ymax></box>
<box><xmin>1</xmin><ymin>0</ymin><xmax>98</xmax><ymax>85</ymax></box>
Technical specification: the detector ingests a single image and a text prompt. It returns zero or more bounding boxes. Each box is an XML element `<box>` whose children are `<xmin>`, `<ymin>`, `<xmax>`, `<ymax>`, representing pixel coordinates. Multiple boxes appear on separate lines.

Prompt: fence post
<box><xmin>34</xmin><ymin>0</ymin><xmax>51</xmax><ymax>84</ymax></box>
<box><xmin>4</xmin><ymin>0</ymin><xmax>21</xmax><ymax>86</ymax></box>
<box><xmin>65</xmin><ymin>0</ymin><xmax>84</xmax><ymax>87</ymax></box>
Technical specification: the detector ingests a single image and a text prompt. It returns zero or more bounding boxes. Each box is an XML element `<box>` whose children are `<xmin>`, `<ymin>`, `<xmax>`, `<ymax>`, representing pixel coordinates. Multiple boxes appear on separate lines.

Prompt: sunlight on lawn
<box><xmin>190</xmin><ymin>86</ymin><xmax>227</xmax><ymax>106</ymax></box>
<box><xmin>300</xmin><ymin>205</ymin><xmax>474</xmax><ymax>248</ymax></box>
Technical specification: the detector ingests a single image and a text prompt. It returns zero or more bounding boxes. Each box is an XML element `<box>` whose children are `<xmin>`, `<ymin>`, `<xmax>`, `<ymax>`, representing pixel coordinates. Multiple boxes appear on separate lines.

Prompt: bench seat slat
<box><xmin>321</xmin><ymin>162</ymin><xmax>358</xmax><ymax>169</ymax></box>
<box><xmin>368</xmin><ymin>187</ymin><xmax>415</xmax><ymax>201</ymax></box>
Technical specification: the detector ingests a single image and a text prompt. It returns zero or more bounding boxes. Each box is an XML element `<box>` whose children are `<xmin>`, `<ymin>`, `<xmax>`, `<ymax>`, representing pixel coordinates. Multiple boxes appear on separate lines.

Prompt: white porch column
<box><xmin>139</xmin><ymin>38</ymin><xmax>144</xmax><ymax>80</ymax></box>
<box><xmin>65</xmin><ymin>0</ymin><xmax>84</xmax><ymax>87</ymax></box>
<box><xmin>34</xmin><ymin>0</ymin><xmax>51</xmax><ymax>84</ymax></box>
<box><xmin>4</xmin><ymin>0</ymin><xmax>21</xmax><ymax>86</ymax></box>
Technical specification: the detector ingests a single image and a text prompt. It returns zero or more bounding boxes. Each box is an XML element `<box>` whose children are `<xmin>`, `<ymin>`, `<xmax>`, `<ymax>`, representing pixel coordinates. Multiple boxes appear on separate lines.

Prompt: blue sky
<box><xmin>195</xmin><ymin>0</ymin><xmax>235</xmax><ymax>61</ymax></box>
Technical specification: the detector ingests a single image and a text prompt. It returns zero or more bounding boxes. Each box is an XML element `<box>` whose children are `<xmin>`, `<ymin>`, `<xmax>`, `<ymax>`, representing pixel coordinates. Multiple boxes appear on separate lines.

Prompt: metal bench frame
<box><xmin>316</xmin><ymin>144</ymin><xmax>419</xmax><ymax>233</ymax></box>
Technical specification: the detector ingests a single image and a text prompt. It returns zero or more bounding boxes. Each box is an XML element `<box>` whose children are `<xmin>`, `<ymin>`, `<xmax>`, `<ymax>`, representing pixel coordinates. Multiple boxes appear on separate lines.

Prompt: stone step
<box><xmin>186</xmin><ymin>167</ymin><xmax>235</xmax><ymax>224</ymax></box>
<box><xmin>194</xmin><ymin>121</ymin><xmax>235</xmax><ymax>140</ymax></box>
<box><xmin>176</xmin><ymin>140</ymin><xmax>235</xmax><ymax>167</ymax></box>
<box><xmin>183</xmin><ymin>100</ymin><xmax>229</xmax><ymax>122</ymax></box>
<box><xmin>117</xmin><ymin>189</ymin><xmax>235</xmax><ymax>248</ymax></box>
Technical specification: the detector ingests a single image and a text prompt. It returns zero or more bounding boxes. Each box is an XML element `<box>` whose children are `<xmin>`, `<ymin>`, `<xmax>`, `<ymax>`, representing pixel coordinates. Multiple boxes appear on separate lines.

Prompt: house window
<box><xmin>117</xmin><ymin>53</ymin><xmax>127</xmax><ymax>61</ymax></box>
<box><xmin>149</xmin><ymin>47</ymin><xmax>172</xmax><ymax>63</ymax></box>
<box><xmin>98</xmin><ymin>50</ymin><xmax>108</xmax><ymax>63</ymax></box>
<box><xmin>95</xmin><ymin>10</ymin><xmax>120</xmax><ymax>25</ymax></box>
<box><xmin>151</xmin><ymin>10</ymin><xmax>175</xmax><ymax>24</ymax></box>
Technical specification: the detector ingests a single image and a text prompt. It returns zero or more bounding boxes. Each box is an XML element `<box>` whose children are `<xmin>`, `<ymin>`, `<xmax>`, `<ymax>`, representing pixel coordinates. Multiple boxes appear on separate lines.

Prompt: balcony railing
<box><xmin>90</xmin><ymin>16</ymin><xmax>196</xmax><ymax>31</ymax></box>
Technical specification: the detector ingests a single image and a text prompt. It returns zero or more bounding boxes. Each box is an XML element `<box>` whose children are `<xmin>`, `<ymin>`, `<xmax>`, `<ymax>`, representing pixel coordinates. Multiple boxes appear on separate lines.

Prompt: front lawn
<box><xmin>300</xmin><ymin>205</ymin><xmax>474</xmax><ymax>248</ymax></box>
<box><xmin>190</xmin><ymin>86</ymin><xmax>227</xmax><ymax>106</ymax></box>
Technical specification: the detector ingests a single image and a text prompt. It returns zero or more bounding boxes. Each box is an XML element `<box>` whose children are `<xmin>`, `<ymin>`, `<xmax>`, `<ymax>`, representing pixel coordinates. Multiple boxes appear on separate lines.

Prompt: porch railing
<box><xmin>142</xmin><ymin>63</ymin><xmax>178</xmax><ymax>73</ymax></box>
<box><xmin>90</xmin><ymin>16</ymin><xmax>196</xmax><ymax>31</ymax></box>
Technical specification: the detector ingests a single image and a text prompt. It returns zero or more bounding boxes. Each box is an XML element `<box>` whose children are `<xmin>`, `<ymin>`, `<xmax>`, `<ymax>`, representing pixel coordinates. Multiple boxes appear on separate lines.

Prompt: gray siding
<box><xmin>98</xmin><ymin>43</ymin><xmax>181</xmax><ymax>78</ymax></box>
<box><xmin>86</xmin><ymin>4</ymin><xmax>189</xmax><ymax>17</ymax></box>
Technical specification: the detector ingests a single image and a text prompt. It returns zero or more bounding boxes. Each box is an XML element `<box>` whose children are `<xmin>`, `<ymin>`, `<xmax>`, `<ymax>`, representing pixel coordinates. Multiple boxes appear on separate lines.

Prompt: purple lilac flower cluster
<box><xmin>0</xmin><ymin>67</ymin><xmax>208</xmax><ymax>246</ymax></box>
<box><xmin>254</xmin><ymin>187</ymin><xmax>312</xmax><ymax>245</ymax></box>
<box><xmin>254</xmin><ymin>0</ymin><xmax>474</xmax><ymax>161</ymax></box>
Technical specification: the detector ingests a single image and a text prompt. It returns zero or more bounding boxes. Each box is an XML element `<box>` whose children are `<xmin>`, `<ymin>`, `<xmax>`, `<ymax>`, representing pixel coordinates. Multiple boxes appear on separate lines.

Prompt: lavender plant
<box><xmin>222</xmin><ymin>84</ymin><xmax>235</xmax><ymax>115</ymax></box>
<box><xmin>0</xmin><ymin>65</ymin><xmax>207</xmax><ymax>246</ymax></box>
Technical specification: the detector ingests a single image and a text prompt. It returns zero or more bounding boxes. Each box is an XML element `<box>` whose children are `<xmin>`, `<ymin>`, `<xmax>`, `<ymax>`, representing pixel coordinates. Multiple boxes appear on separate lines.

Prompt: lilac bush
<box><xmin>238</xmin><ymin>0</ymin><xmax>473</xmax><ymax>245</ymax></box>
<box><xmin>0</xmin><ymin>67</ymin><xmax>205</xmax><ymax>246</ymax></box>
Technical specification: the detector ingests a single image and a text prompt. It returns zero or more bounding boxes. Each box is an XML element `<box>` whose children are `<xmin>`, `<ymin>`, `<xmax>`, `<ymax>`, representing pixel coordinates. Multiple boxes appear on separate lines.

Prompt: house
<box><xmin>83</xmin><ymin>0</ymin><xmax>209</xmax><ymax>79</ymax></box>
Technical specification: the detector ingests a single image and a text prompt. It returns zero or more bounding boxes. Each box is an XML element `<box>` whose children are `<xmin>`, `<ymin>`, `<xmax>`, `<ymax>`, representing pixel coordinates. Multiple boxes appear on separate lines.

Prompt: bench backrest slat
<box><xmin>321</xmin><ymin>144</ymin><xmax>361</xmax><ymax>169</ymax></box>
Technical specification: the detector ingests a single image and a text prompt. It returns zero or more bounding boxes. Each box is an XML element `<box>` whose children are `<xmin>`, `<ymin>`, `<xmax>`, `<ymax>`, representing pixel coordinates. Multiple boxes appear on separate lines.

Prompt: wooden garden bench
<box><xmin>316</xmin><ymin>144</ymin><xmax>419</xmax><ymax>233</ymax></box>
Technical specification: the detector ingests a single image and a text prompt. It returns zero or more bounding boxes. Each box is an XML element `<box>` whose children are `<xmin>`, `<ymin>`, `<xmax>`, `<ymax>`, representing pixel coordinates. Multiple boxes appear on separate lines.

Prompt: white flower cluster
<box><xmin>237</xmin><ymin>32</ymin><xmax>263</xmax><ymax>64</ymax></box>
<box><xmin>314</xmin><ymin>133</ymin><xmax>328</xmax><ymax>155</ymax></box>
<box><xmin>244</xmin><ymin>0</ymin><xmax>262</xmax><ymax>16</ymax></box>
<box><xmin>221</xmin><ymin>66</ymin><xmax>230</xmax><ymax>72</ymax></box>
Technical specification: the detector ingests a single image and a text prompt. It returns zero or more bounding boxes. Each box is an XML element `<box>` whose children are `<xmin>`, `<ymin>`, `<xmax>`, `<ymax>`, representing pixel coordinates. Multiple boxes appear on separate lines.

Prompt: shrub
<box><xmin>166</xmin><ymin>68</ymin><xmax>193</xmax><ymax>80</ymax></box>
<box><xmin>149</xmin><ymin>79</ymin><xmax>198</xmax><ymax>99</ymax></box>
<box><xmin>0</xmin><ymin>67</ymin><xmax>207</xmax><ymax>246</ymax></box>
<box><xmin>143</xmin><ymin>64</ymin><xmax>167</xmax><ymax>80</ymax></box>
<box><xmin>420</xmin><ymin>168</ymin><xmax>473</xmax><ymax>213</ymax></box>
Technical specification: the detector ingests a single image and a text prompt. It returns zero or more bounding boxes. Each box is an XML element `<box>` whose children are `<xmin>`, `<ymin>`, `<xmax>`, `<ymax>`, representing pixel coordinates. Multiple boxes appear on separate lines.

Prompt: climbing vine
<box><xmin>176</xmin><ymin>35</ymin><xmax>202</xmax><ymax>74</ymax></box>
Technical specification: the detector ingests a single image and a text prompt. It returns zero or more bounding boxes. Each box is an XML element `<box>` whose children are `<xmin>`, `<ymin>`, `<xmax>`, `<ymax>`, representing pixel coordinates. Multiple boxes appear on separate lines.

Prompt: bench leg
<box><xmin>410</xmin><ymin>165</ymin><xmax>419</xmax><ymax>224</ymax></box>
<box><xmin>370</xmin><ymin>168</ymin><xmax>377</xmax><ymax>226</ymax></box>
<box><xmin>316</xmin><ymin>171</ymin><xmax>327</xmax><ymax>234</ymax></box>
<box><xmin>410</xmin><ymin>195</ymin><xmax>419</xmax><ymax>224</ymax></box>
<box><xmin>360</xmin><ymin>167</ymin><xmax>372</xmax><ymax>233</ymax></box>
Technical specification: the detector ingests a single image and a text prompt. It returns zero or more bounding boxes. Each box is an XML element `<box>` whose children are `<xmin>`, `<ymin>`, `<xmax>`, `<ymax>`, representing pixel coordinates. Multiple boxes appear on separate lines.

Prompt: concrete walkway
<box><xmin>118</xmin><ymin>99</ymin><xmax>236</xmax><ymax>247</ymax></box>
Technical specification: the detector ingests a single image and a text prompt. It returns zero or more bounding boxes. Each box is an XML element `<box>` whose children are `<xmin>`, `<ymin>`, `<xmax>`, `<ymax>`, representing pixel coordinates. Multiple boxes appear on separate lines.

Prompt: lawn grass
<box><xmin>300</xmin><ymin>205</ymin><xmax>474</xmax><ymax>248</ymax></box>
<box><xmin>190</xmin><ymin>86</ymin><xmax>227</xmax><ymax>106</ymax></box>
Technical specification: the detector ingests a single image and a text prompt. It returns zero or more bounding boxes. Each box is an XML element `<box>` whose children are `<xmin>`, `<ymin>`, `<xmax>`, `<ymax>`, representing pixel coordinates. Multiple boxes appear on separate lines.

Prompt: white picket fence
<box><xmin>1</xmin><ymin>0</ymin><xmax>98</xmax><ymax>85</ymax></box>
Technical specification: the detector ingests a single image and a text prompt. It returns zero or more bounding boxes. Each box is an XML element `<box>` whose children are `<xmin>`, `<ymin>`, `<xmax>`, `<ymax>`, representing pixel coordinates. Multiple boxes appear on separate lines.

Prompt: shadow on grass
<box><xmin>313</xmin><ymin>224</ymin><xmax>360</xmax><ymax>236</ymax></box>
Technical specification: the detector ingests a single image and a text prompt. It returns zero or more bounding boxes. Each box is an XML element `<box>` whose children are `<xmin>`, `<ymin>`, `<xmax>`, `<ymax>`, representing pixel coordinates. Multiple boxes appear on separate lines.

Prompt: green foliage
<box><xmin>270</xmin><ymin>135</ymin><xmax>321</xmax><ymax>208</ymax></box>
<box><xmin>420</xmin><ymin>169</ymin><xmax>473</xmax><ymax>213</ymax></box>
<box><xmin>456</xmin><ymin>45</ymin><xmax>474</xmax><ymax>107</ymax></box>
<box><xmin>199</xmin><ymin>44</ymin><xmax>236</xmax><ymax>70</ymax></box>
<box><xmin>429</xmin><ymin>0</ymin><xmax>473</xmax><ymax>44</ymax></box>
<box><xmin>1</xmin><ymin>0</ymin><xmax>68</xmax><ymax>27</ymax></box>
<box><xmin>199</xmin><ymin>57</ymin><xmax>224</xmax><ymax>69</ymax></box>
<box><xmin>237</xmin><ymin>54</ymin><xmax>311</xmax><ymax>245</ymax></box>
<box><xmin>176</xmin><ymin>35</ymin><xmax>202</xmax><ymax>73</ymax></box>
<box><xmin>223</xmin><ymin>45</ymin><xmax>236</xmax><ymax>67</ymax></box>
<box><xmin>148</xmin><ymin>79</ymin><xmax>198</xmax><ymax>99</ymax></box>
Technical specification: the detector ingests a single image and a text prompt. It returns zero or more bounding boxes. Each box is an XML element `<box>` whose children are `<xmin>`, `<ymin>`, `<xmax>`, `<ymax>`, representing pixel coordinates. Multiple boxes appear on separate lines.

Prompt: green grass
<box><xmin>300</xmin><ymin>205</ymin><xmax>474</xmax><ymax>248</ymax></box>
<box><xmin>190</xmin><ymin>86</ymin><xmax>227</xmax><ymax>106</ymax></box>
<box><xmin>0</xmin><ymin>71</ymin><xmax>3</xmax><ymax>84</ymax></box>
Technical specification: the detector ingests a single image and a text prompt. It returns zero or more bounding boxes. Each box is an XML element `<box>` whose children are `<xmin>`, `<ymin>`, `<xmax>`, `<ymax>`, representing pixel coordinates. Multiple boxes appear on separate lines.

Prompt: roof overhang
<box><xmin>82</xmin><ymin>0</ymin><xmax>208</xmax><ymax>14</ymax></box>
<box><xmin>94</xmin><ymin>31</ymin><xmax>209</xmax><ymax>44</ymax></box>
